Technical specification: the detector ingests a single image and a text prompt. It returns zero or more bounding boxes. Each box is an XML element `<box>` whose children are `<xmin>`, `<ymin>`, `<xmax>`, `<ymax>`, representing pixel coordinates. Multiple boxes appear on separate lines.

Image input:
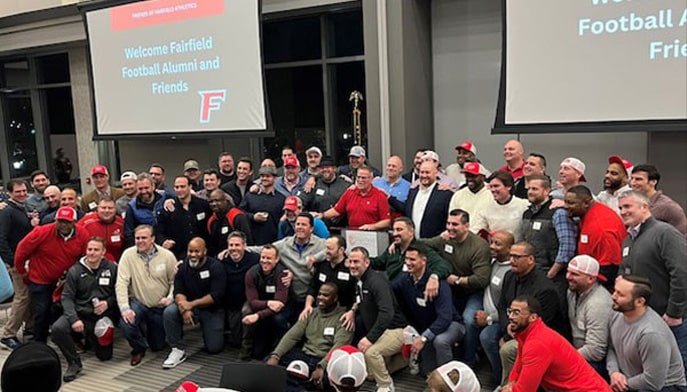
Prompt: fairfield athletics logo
<box><xmin>198</xmin><ymin>89</ymin><xmax>226</xmax><ymax>124</ymax></box>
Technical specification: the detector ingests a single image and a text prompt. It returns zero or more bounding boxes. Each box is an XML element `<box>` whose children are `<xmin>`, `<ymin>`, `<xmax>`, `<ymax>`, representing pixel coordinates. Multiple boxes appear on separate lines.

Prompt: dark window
<box><xmin>43</xmin><ymin>87</ymin><xmax>75</xmax><ymax>135</ymax></box>
<box><xmin>3</xmin><ymin>92</ymin><xmax>39</xmax><ymax>178</ymax></box>
<box><xmin>327</xmin><ymin>10</ymin><xmax>364</xmax><ymax>58</ymax></box>
<box><xmin>36</xmin><ymin>53</ymin><xmax>70</xmax><ymax>84</ymax></box>
<box><xmin>1</xmin><ymin>61</ymin><xmax>30</xmax><ymax>88</ymax></box>
<box><xmin>263</xmin><ymin>16</ymin><xmax>322</xmax><ymax>64</ymax></box>
<box><xmin>264</xmin><ymin>65</ymin><xmax>325</xmax><ymax>159</ymax></box>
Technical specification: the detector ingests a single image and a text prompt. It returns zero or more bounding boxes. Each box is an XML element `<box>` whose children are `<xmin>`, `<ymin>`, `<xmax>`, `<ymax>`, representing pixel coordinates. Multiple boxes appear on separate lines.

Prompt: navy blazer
<box><xmin>405</xmin><ymin>185</ymin><xmax>453</xmax><ymax>238</ymax></box>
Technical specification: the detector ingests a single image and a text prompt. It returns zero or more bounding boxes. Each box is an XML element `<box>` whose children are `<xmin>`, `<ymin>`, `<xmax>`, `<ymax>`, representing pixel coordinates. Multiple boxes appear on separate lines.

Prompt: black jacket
<box><xmin>498</xmin><ymin>266</ymin><xmax>567</xmax><ymax>339</ymax></box>
<box><xmin>396</xmin><ymin>184</ymin><xmax>452</xmax><ymax>238</ymax></box>
<box><xmin>0</xmin><ymin>201</ymin><xmax>33</xmax><ymax>267</ymax></box>
<box><xmin>61</xmin><ymin>258</ymin><xmax>118</xmax><ymax>324</ymax></box>
<box><xmin>156</xmin><ymin>196</ymin><xmax>211</xmax><ymax>259</ymax></box>
<box><xmin>357</xmin><ymin>269</ymin><xmax>407</xmax><ymax>343</ymax></box>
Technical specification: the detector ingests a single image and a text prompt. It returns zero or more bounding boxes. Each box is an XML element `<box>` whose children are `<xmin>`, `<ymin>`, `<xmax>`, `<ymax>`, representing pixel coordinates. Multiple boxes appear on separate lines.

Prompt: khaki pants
<box><xmin>499</xmin><ymin>339</ymin><xmax>518</xmax><ymax>385</ymax></box>
<box><xmin>2</xmin><ymin>269</ymin><xmax>32</xmax><ymax>338</ymax></box>
<box><xmin>364</xmin><ymin>328</ymin><xmax>405</xmax><ymax>388</ymax></box>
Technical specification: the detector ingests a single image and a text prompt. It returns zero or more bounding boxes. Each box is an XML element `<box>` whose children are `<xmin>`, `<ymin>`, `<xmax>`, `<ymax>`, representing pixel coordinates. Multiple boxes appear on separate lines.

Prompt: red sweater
<box><xmin>77</xmin><ymin>212</ymin><xmax>124</xmax><ymax>262</ymax></box>
<box><xmin>578</xmin><ymin>202</ymin><xmax>626</xmax><ymax>267</ymax></box>
<box><xmin>14</xmin><ymin>224</ymin><xmax>89</xmax><ymax>285</ymax></box>
<box><xmin>510</xmin><ymin>318</ymin><xmax>611</xmax><ymax>392</ymax></box>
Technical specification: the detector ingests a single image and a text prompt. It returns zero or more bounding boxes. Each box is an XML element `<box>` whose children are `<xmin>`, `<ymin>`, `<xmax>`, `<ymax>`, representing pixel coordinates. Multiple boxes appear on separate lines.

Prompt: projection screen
<box><xmin>493</xmin><ymin>0</ymin><xmax>687</xmax><ymax>133</ymax></box>
<box><xmin>85</xmin><ymin>0</ymin><xmax>267</xmax><ymax>137</ymax></box>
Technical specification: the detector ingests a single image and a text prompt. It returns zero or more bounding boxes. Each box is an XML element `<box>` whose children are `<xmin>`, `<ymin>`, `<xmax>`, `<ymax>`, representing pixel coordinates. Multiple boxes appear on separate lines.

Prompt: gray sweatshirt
<box><xmin>607</xmin><ymin>308</ymin><xmax>686</xmax><ymax>391</ymax></box>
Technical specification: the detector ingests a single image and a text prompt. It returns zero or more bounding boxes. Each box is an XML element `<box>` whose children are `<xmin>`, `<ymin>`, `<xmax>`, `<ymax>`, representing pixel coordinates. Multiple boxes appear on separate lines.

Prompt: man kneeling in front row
<box><xmin>162</xmin><ymin>237</ymin><xmax>227</xmax><ymax>369</ymax></box>
<box><xmin>267</xmin><ymin>282</ymin><xmax>353</xmax><ymax>392</ymax></box>
<box><xmin>52</xmin><ymin>237</ymin><xmax>118</xmax><ymax>382</ymax></box>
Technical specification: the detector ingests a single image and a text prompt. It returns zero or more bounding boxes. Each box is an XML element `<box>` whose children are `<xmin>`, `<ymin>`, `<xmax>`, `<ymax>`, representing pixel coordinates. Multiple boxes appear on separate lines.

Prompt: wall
<box><xmin>431</xmin><ymin>0</ymin><xmax>651</xmax><ymax>194</ymax></box>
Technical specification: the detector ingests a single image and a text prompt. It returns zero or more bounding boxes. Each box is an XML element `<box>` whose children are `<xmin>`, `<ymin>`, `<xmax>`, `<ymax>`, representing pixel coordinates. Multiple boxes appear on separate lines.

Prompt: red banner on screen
<box><xmin>110</xmin><ymin>0</ymin><xmax>223</xmax><ymax>31</ymax></box>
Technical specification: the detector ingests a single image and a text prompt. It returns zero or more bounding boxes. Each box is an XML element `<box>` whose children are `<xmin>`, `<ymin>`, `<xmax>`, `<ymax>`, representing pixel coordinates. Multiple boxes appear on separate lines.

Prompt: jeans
<box><xmin>52</xmin><ymin>315</ymin><xmax>113</xmax><ymax>364</ymax></box>
<box><xmin>455</xmin><ymin>292</ymin><xmax>483</xmax><ymax>365</ymax></box>
<box><xmin>242</xmin><ymin>312</ymin><xmax>290</xmax><ymax>360</ymax></box>
<box><xmin>120</xmin><ymin>298</ymin><xmax>166</xmax><ymax>355</ymax></box>
<box><xmin>28</xmin><ymin>282</ymin><xmax>56</xmax><ymax>343</ymax></box>
<box><xmin>479</xmin><ymin>324</ymin><xmax>503</xmax><ymax>384</ymax></box>
<box><xmin>419</xmin><ymin>321</ymin><xmax>466</xmax><ymax>375</ymax></box>
<box><xmin>670</xmin><ymin>321</ymin><xmax>687</xmax><ymax>375</ymax></box>
<box><xmin>163</xmin><ymin>303</ymin><xmax>225</xmax><ymax>354</ymax></box>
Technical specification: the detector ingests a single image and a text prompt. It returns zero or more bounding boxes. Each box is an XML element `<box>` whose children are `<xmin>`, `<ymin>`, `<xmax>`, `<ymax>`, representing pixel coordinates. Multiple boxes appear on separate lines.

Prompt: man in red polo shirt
<box><xmin>318</xmin><ymin>166</ymin><xmax>390</xmax><ymax>231</ymax></box>
<box><xmin>564</xmin><ymin>185</ymin><xmax>626</xmax><ymax>291</ymax></box>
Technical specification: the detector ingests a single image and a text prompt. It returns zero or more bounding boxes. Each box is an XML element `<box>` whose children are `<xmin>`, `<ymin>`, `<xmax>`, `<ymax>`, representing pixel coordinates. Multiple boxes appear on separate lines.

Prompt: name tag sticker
<box><xmin>266</xmin><ymin>285</ymin><xmax>276</xmax><ymax>293</ymax></box>
<box><xmin>623</xmin><ymin>247</ymin><xmax>630</xmax><ymax>257</ymax></box>
<box><xmin>337</xmin><ymin>272</ymin><xmax>350</xmax><ymax>281</ymax></box>
<box><xmin>491</xmin><ymin>276</ymin><xmax>501</xmax><ymax>286</ymax></box>
<box><xmin>402</xmin><ymin>264</ymin><xmax>409</xmax><ymax>272</ymax></box>
<box><xmin>416</xmin><ymin>298</ymin><xmax>427</xmax><ymax>307</ymax></box>
<box><xmin>319</xmin><ymin>273</ymin><xmax>327</xmax><ymax>282</ymax></box>
<box><xmin>200</xmin><ymin>270</ymin><xmax>210</xmax><ymax>279</ymax></box>
<box><xmin>355</xmin><ymin>295</ymin><xmax>361</xmax><ymax>304</ymax></box>
<box><xmin>196</xmin><ymin>212</ymin><xmax>206</xmax><ymax>221</ymax></box>
<box><xmin>111</xmin><ymin>235</ymin><xmax>121</xmax><ymax>243</ymax></box>
<box><xmin>98</xmin><ymin>278</ymin><xmax>110</xmax><ymax>286</ymax></box>
<box><xmin>324</xmin><ymin>327</ymin><xmax>335</xmax><ymax>336</ymax></box>
<box><xmin>316</xmin><ymin>189</ymin><xmax>325</xmax><ymax>196</ymax></box>
<box><xmin>156</xmin><ymin>264</ymin><xmax>166</xmax><ymax>272</ymax></box>
<box><xmin>532</xmin><ymin>222</ymin><xmax>542</xmax><ymax>231</ymax></box>
<box><xmin>444</xmin><ymin>244</ymin><xmax>454</xmax><ymax>254</ymax></box>
<box><xmin>221</xmin><ymin>226</ymin><xmax>229</xmax><ymax>234</ymax></box>
<box><xmin>580</xmin><ymin>234</ymin><xmax>589</xmax><ymax>244</ymax></box>
<box><xmin>89</xmin><ymin>202</ymin><xmax>97</xmax><ymax>210</ymax></box>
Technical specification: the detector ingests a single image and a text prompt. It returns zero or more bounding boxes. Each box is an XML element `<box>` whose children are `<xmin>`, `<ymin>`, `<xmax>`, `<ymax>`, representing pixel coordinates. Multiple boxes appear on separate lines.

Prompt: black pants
<box><xmin>599</xmin><ymin>265</ymin><xmax>619</xmax><ymax>292</ymax></box>
<box><xmin>28</xmin><ymin>282</ymin><xmax>57</xmax><ymax>343</ymax></box>
<box><xmin>52</xmin><ymin>315</ymin><xmax>113</xmax><ymax>364</ymax></box>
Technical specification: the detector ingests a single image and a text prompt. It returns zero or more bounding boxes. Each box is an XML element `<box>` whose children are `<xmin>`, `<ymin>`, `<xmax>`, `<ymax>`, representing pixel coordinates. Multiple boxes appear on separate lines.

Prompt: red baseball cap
<box><xmin>461</xmin><ymin>162</ymin><xmax>490</xmax><ymax>176</ymax></box>
<box><xmin>608</xmin><ymin>155</ymin><xmax>633</xmax><ymax>176</ymax></box>
<box><xmin>283</xmin><ymin>196</ymin><xmax>300</xmax><ymax>212</ymax></box>
<box><xmin>56</xmin><ymin>207</ymin><xmax>78</xmax><ymax>222</ymax></box>
<box><xmin>284</xmin><ymin>156</ymin><xmax>300</xmax><ymax>168</ymax></box>
<box><xmin>455</xmin><ymin>141</ymin><xmax>477</xmax><ymax>155</ymax></box>
<box><xmin>91</xmin><ymin>164</ymin><xmax>109</xmax><ymax>177</ymax></box>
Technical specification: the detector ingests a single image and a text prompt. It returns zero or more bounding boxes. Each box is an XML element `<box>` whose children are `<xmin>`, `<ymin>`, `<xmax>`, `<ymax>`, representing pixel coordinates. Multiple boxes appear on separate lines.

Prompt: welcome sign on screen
<box><xmin>501</xmin><ymin>0</ymin><xmax>687</xmax><ymax>127</ymax></box>
<box><xmin>86</xmin><ymin>0</ymin><xmax>267</xmax><ymax>136</ymax></box>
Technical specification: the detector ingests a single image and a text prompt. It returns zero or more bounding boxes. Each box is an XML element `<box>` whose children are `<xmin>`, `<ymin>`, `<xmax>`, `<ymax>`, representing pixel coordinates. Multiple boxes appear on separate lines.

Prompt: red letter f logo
<box><xmin>198</xmin><ymin>90</ymin><xmax>227</xmax><ymax>124</ymax></box>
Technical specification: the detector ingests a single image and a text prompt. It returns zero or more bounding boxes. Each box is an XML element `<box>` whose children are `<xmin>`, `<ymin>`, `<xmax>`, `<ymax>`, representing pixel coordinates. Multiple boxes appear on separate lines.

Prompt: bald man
<box><xmin>374</xmin><ymin>156</ymin><xmax>411</xmax><ymax>219</ymax></box>
<box><xmin>162</xmin><ymin>237</ymin><xmax>227</xmax><ymax>368</ymax></box>
<box><xmin>499</xmin><ymin>140</ymin><xmax>526</xmax><ymax>180</ymax></box>
<box><xmin>39</xmin><ymin>185</ymin><xmax>62</xmax><ymax>220</ymax></box>
<box><xmin>40</xmin><ymin>188</ymin><xmax>85</xmax><ymax>225</ymax></box>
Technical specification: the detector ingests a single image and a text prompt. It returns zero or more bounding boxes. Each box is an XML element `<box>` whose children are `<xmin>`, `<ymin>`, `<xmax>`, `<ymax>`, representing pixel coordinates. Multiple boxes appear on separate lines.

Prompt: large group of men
<box><xmin>0</xmin><ymin>141</ymin><xmax>685</xmax><ymax>392</ymax></box>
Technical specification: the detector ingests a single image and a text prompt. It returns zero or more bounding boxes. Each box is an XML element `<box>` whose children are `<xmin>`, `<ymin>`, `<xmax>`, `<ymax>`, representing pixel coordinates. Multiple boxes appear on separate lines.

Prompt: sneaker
<box><xmin>162</xmin><ymin>347</ymin><xmax>187</xmax><ymax>369</ymax></box>
<box><xmin>0</xmin><ymin>337</ymin><xmax>20</xmax><ymax>351</ymax></box>
<box><xmin>63</xmin><ymin>360</ymin><xmax>82</xmax><ymax>382</ymax></box>
<box><xmin>376</xmin><ymin>383</ymin><xmax>395</xmax><ymax>392</ymax></box>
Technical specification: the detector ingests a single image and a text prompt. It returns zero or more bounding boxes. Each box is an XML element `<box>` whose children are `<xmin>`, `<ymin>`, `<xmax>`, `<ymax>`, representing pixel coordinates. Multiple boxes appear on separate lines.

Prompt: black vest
<box><xmin>521</xmin><ymin>198</ymin><xmax>560</xmax><ymax>269</ymax></box>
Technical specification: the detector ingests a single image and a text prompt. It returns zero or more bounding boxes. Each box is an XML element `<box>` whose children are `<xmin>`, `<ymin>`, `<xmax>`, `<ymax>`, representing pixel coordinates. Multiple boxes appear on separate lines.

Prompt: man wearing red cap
<box><xmin>597</xmin><ymin>155</ymin><xmax>632</xmax><ymax>214</ymax></box>
<box><xmin>51</xmin><ymin>237</ymin><xmax>118</xmax><ymax>382</ymax></box>
<box><xmin>81</xmin><ymin>164</ymin><xmax>125</xmax><ymax>213</ymax></box>
<box><xmin>448</xmin><ymin>162</ymin><xmax>492</xmax><ymax>220</ymax></box>
<box><xmin>14</xmin><ymin>206</ymin><xmax>89</xmax><ymax>343</ymax></box>
<box><xmin>275</xmin><ymin>156</ymin><xmax>306</xmax><ymax>197</ymax></box>
<box><xmin>445</xmin><ymin>141</ymin><xmax>477</xmax><ymax>187</ymax></box>
<box><xmin>278</xmin><ymin>196</ymin><xmax>329</xmax><ymax>240</ymax></box>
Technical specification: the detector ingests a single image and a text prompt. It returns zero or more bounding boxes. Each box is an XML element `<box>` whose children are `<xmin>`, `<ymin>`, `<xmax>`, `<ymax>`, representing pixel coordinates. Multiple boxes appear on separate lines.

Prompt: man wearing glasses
<box><xmin>495</xmin><ymin>241</ymin><xmax>564</xmax><ymax>387</ymax></box>
<box><xmin>317</xmin><ymin>166</ymin><xmax>390</xmax><ymax>231</ymax></box>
